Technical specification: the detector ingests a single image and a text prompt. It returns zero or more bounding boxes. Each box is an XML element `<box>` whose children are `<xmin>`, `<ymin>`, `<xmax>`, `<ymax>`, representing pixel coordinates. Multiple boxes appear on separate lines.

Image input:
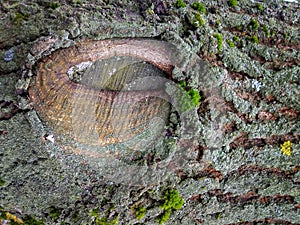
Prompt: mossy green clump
<box><xmin>89</xmin><ymin>208</ymin><xmax>99</xmax><ymax>217</ymax></box>
<box><xmin>192</xmin><ymin>12</ymin><xmax>206</xmax><ymax>27</ymax></box>
<box><xmin>23</xmin><ymin>215</ymin><xmax>45</xmax><ymax>225</ymax></box>
<box><xmin>95</xmin><ymin>217</ymin><xmax>119</xmax><ymax>225</ymax></box>
<box><xmin>249</xmin><ymin>18</ymin><xmax>259</xmax><ymax>30</ymax></box>
<box><xmin>248</xmin><ymin>35</ymin><xmax>259</xmax><ymax>44</ymax></box>
<box><xmin>233</xmin><ymin>36</ymin><xmax>239</xmax><ymax>42</ymax></box>
<box><xmin>0</xmin><ymin>177</ymin><xmax>5</xmax><ymax>186</ymax></box>
<box><xmin>135</xmin><ymin>206</ymin><xmax>146</xmax><ymax>220</ymax></box>
<box><xmin>48</xmin><ymin>206</ymin><xmax>61</xmax><ymax>220</ymax></box>
<box><xmin>158</xmin><ymin>209</ymin><xmax>171</xmax><ymax>225</ymax></box>
<box><xmin>262</xmin><ymin>25</ymin><xmax>268</xmax><ymax>32</ymax></box>
<box><xmin>256</xmin><ymin>3</ymin><xmax>263</xmax><ymax>10</ymax></box>
<box><xmin>174</xmin><ymin>0</ymin><xmax>186</xmax><ymax>8</ymax></box>
<box><xmin>158</xmin><ymin>189</ymin><xmax>184</xmax><ymax>225</ymax></box>
<box><xmin>227</xmin><ymin>39</ymin><xmax>235</xmax><ymax>48</ymax></box>
<box><xmin>270</xmin><ymin>30</ymin><xmax>276</xmax><ymax>37</ymax></box>
<box><xmin>213</xmin><ymin>33</ymin><xmax>223</xmax><ymax>51</ymax></box>
<box><xmin>49</xmin><ymin>2</ymin><xmax>61</xmax><ymax>9</ymax></box>
<box><xmin>89</xmin><ymin>208</ymin><xmax>118</xmax><ymax>225</ymax></box>
<box><xmin>178</xmin><ymin>80</ymin><xmax>187</xmax><ymax>89</ymax></box>
<box><xmin>228</xmin><ymin>0</ymin><xmax>238</xmax><ymax>7</ymax></box>
<box><xmin>215</xmin><ymin>19</ymin><xmax>220</xmax><ymax>28</ymax></box>
<box><xmin>191</xmin><ymin>1</ymin><xmax>206</xmax><ymax>14</ymax></box>
<box><xmin>146</xmin><ymin>3</ymin><xmax>155</xmax><ymax>15</ymax></box>
<box><xmin>161</xmin><ymin>189</ymin><xmax>184</xmax><ymax>211</ymax></box>
<box><xmin>262</xmin><ymin>25</ymin><xmax>271</xmax><ymax>37</ymax></box>
<box><xmin>188</xmin><ymin>88</ymin><xmax>201</xmax><ymax>107</ymax></box>
<box><xmin>13</xmin><ymin>12</ymin><xmax>29</xmax><ymax>25</ymax></box>
<box><xmin>262</xmin><ymin>29</ymin><xmax>276</xmax><ymax>38</ymax></box>
<box><xmin>178</xmin><ymin>81</ymin><xmax>201</xmax><ymax>111</ymax></box>
<box><xmin>235</xmin><ymin>24</ymin><xmax>243</xmax><ymax>31</ymax></box>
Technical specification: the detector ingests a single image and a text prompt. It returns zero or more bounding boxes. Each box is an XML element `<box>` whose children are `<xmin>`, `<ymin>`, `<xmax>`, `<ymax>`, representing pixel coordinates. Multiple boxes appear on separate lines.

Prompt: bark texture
<box><xmin>0</xmin><ymin>0</ymin><xmax>299</xmax><ymax>224</ymax></box>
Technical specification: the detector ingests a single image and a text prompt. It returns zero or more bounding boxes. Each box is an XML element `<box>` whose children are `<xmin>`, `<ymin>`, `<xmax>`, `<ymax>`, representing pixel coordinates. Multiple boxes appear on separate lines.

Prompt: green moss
<box><xmin>270</xmin><ymin>30</ymin><xmax>276</xmax><ymax>37</ymax></box>
<box><xmin>0</xmin><ymin>209</ymin><xmax>4</xmax><ymax>219</ymax></box>
<box><xmin>174</xmin><ymin>0</ymin><xmax>186</xmax><ymax>8</ymax></box>
<box><xmin>233</xmin><ymin>36</ymin><xmax>239</xmax><ymax>42</ymax></box>
<box><xmin>13</xmin><ymin>12</ymin><xmax>29</xmax><ymax>25</ymax></box>
<box><xmin>49</xmin><ymin>2</ymin><xmax>61</xmax><ymax>9</ymax></box>
<box><xmin>215</xmin><ymin>19</ymin><xmax>220</xmax><ymax>28</ymax></box>
<box><xmin>256</xmin><ymin>3</ymin><xmax>263</xmax><ymax>10</ymax></box>
<box><xmin>213</xmin><ymin>33</ymin><xmax>223</xmax><ymax>52</ymax></box>
<box><xmin>177</xmin><ymin>81</ymin><xmax>201</xmax><ymax>111</ymax></box>
<box><xmin>148</xmin><ymin>189</ymin><xmax>155</xmax><ymax>194</ymax></box>
<box><xmin>252</xmin><ymin>36</ymin><xmax>259</xmax><ymax>44</ymax></box>
<box><xmin>249</xmin><ymin>18</ymin><xmax>259</xmax><ymax>30</ymax></box>
<box><xmin>0</xmin><ymin>177</ymin><xmax>5</xmax><ymax>186</ymax></box>
<box><xmin>192</xmin><ymin>12</ymin><xmax>205</xmax><ymax>27</ymax></box>
<box><xmin>0</xmin><ymin>210</ymin><xmax>7</xmax><ymax>220</ymax></box>
<box><xmin>48</xmin><ymin>206</ymin><xmax>61</xmax><ymax>220</ymax></box>
<box><xmin>228</xmin><ymin>0</ymin><xmax>238</xmax><ymax>7</ymax></box>
<box><xmin>158</xmin><ymin>209</ymin><xmax>171</xmax><ymax>225</ymax></box>
<box><xmin>23</xmin><ymin>215</ymin><xmax>45</xmax><ymax>225</ymax></box>
<box><xmin>95</xmin><ymin>217</ymin><xmax>118</xmax><ymax>225</ymax></box>
<box><xmin>146</xmin><ymin>3</ymin><xmax>155</xmax><ymax>15</ymax></box>
<box><xmin>161</xmin><ymin>189</ymin><xmax>184</xmax><ymax>211</ymax></box>
<box><xmin>162</xmin><ymin>191</ymin><xmax>183</xmax><ymax>211</ymax></box>
<box><xmin>178</xmin><ymin>81</ymin><xmax>187</xmax><ymax>90</ymax></box>
<box><xmin>227</xmin><ymin>39</ymin><xmax>235</xmax><ymax>48</ymax></box>
<box><xmin>176</xmin><ymin>93</ymin><xmax>194</xmax><ymax>113</ymax></box>
<box><xmin>188</xmin><ymin>88</ymin><xmax>201</xmax><ymax>107</ymax></box>
<box><xmin>191</xmin><ymin>1</ymin><xmax>206</xmax><ymax>14</ymax></box>
<box><xmin>262</xmin><ymin>25</ymin><xmax>271</xmax><ymax>37</ymax></box>
<box><xmin>248</xmin><ymin>35</ymin><xmax>259</xmax><ymax>44</ymax></box>
<box><xmin>89</xmin><ymin>207</ymin><xmax>118</xmax><ymax>225</ymax></box>
<box><xmin>135</xmin><ymin>206</ymin><xmax>146</xmax><ymax>220</ymax></box>
<box><xmin>158</xmin><ymin>189</ymin><xmax>184</xmax><ymax>224</ymax></box>
<box><xmin>89</xmin><ymin>208</ymin><xmax>99</xmax><ymax>217</ymax></box>
<box><xmin>235</xmin><ymin>24</ymin><xmax>243</xmax><ymax>31</ymax></box>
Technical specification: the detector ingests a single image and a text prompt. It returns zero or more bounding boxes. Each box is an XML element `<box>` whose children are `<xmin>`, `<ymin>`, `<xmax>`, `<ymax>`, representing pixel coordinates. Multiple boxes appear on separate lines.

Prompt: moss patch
<box><xmin>174</xmin><ymin>0</ymin><xmax>186</xmax><ymax>8</ymax></box>
<box><xmin>178</xmin><ymin>80</ymin><xmax>201</xmax><ymax>111</ymax></box>
<box><xmin>191</xmin><ymin>1</ymin><xmax>206</xmax><ymax>14</ymax></box>
<box><xmin>158</xmin><ymin>189</ymin><xmax>184</xmax><ymax>225</ymax></box>
<box><xmin>249</xmin><ymin>18</ymin><xmax>259</xmax><ymax>30</ymax></box>
<box><xmin>49</xmin><ymin>2</ymin><xmax>61</xmax><ymax>9</ymax></box>
<box><xmin>48</xmin><ymin>206</ymin><xmax>61</xmax><ymax>220</ymax></box>
<box><xmin>227</xmin><ymin>39</ymin><xmax>235</xmax><ymax>48</ymax></box>
<box><xmin>248</xmin><ymin>35</ymin><xmax>259</xmax><ymax>44</ymax></box>
<box><xmin>192</xmin><ymin>12</ymin><xmax>206</xmax><ymax>27</ymax></box>
<box><xmin>0</xmin><ymin>177</ymin><xmax>5</xmax><ymax>186</ymax></box>
<box><xmin>95</xmin><ymin>217</ymin><xmax>119</xmax><ymax>225</ymax></box>
<box><xmin>228</xmin><ymin>0</ymin><xmax>238</xmax><ymax>7</ymax></box>
<box><xmin>214</xmin><ymin>33</ymin><xmax>223</xmax><ymax>52</ymax></box>
<box><xmin>135</xmin><ymin>206</ymin><xmax>146</xmax><ymax>220</ymax></box>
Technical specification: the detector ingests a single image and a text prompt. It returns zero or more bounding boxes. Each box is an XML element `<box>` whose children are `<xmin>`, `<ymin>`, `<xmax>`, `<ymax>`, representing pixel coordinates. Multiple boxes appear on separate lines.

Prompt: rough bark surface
<box><xmin>0</xmin><ymin>0</ymin><xmax>299</xmax><ymax>225</ymax></box>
